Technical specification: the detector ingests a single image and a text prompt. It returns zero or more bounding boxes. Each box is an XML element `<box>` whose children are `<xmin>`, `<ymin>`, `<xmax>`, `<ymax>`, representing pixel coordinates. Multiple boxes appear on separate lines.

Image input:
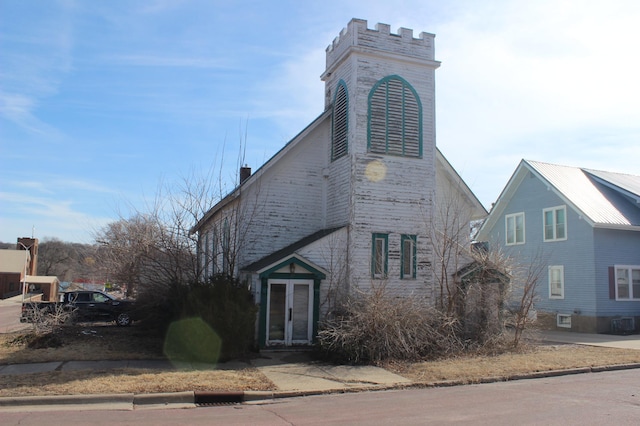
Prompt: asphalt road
<box><xmin>1</xmin><ymin>369</ymin><xmax>638</xmax><ymax>425</ymax></box>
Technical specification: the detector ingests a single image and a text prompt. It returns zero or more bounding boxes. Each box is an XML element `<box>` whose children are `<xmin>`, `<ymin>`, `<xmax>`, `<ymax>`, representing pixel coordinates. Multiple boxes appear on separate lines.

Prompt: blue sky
<box><xmin>1</xmin><ymin>0</ymin><xmax>639</xmax><ymax>244</ymax></box>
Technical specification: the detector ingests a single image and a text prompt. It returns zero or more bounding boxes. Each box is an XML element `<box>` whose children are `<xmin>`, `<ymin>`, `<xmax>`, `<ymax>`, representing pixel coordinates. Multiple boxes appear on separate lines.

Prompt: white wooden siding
<box><xmin>237</xmin><ymin>120</ymin><xmax>331</xmax><ymax>267</ymax></box>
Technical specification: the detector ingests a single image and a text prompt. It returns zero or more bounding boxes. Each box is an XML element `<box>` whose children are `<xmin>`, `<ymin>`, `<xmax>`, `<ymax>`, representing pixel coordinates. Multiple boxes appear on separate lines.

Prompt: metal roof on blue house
<box><xmin>479</xmin><ymin>160</ymin><xmax>640</xmax><ymax>238</ymax></box>
<box><xmin>527</xmin><ymin>160</ymin><xmax>640</xmax><ymax>228</ymax></box>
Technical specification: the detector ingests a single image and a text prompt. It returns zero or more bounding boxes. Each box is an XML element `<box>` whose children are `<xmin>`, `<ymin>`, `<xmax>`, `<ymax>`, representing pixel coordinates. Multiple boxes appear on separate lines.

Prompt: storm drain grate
<box><xmin>194</xmin><ymin>391</ymin><xmax>244</xmax><ymax>405</ymax></box>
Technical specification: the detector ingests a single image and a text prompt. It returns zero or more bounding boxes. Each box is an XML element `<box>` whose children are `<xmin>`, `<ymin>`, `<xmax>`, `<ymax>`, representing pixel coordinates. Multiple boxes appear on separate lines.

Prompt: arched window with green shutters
<box><xmin>367</xmin><ymin>75</ymin><xmax>422</xmax><ymax>157</ymax></box>
<box><xmin>331</xmin><ymin>81</ymin><xmax>349</xmax><ymax>161</ymax></box>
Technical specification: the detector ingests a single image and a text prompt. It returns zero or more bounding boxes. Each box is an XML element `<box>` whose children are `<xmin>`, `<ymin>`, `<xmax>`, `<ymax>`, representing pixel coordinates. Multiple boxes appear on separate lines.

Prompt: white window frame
<box><xmin>371</xmin><ymin>233</ymin><xmax>388</xmax><ymax>279</ymax></box>
<box><xmin>557</xmin><ymin>314</ymin><xmax>571</xmax><ymax>328</ymax></box>
<box><xmin>548</xmin><ymin>265</ymin><xmax>564</xmax><ymax>299</ymax></box>
<box><xmin>505</xmin><ymin>212</ymin><xmax>525</xmax><ymax>246</ymax></box>
<box><xmin>615</xmin><ymin>265</ymin><xmax>640</xmax><ymax>301</ymax></box>
<box><xmin>543</xmin><ymin>205</ymin><xmax>567</xmax><ymax>242</ymax></box>
<box><xmin>401</xmin><ymin>235</ymin><xmax>417</xmax><ymax>280</ymax></box>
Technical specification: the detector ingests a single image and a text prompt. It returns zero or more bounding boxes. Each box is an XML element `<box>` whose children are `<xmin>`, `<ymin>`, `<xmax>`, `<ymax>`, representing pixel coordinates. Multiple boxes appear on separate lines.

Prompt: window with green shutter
<box><xmin>332</xmin><ymin>81</ymin><xmax>348</xmax><ymax>161</ymax></box>
<box><xmin>367</xmin><ymin>75</ymin><xmax>422</xmax><ymax>157</ymax></box>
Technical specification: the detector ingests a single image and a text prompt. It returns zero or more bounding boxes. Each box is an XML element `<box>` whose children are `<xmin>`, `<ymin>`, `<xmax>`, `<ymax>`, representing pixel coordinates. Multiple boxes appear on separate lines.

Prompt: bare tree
<box><xmin>505</xmin><ymin>250</ymin><xmax>545</xmax><ymax>347</ymax></box>
<box><xmin>428</xmin><ymin>184</ymin><xmax>544</xmax><ymax>349</ymax></box>
<box><xmin>37</xmin><ymin>238</ymin><xmax>74</xmax><ymax>278</ymax></box>
<box><xmin>95</xmin><ymin>215</ymin><xmax>167</xmax><ymax>297</ymax></box>
<box><xmin>429</xmin><ymin>185</ymin><xmax>478</xmax><ymax>316</ymax></box>
<box><xmin>37</xmin><ymin>239</ymin><xmax>101</xmax><ymax>283</ymax></box>
<box><xmin>94</xmin><ymin>129</ymin><xmax>256</xmax><ymax>298</ymax></box>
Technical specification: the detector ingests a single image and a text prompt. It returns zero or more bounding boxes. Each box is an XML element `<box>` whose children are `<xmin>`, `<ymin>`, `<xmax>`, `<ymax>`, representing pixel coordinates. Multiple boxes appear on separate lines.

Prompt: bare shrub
<box><xmin>503</xmin><ymin>252</ymin><xmax>544</xmax><ymax>347</ymax></box>
<box><xmin>24</xmin><ymin>302</ymin><xmax>74</xmax><ymax>336</ymax></box>
<box><xmin>317</xmin><ymin>283</ymin><xmax>468</xmax><ymax>364</ymax></box>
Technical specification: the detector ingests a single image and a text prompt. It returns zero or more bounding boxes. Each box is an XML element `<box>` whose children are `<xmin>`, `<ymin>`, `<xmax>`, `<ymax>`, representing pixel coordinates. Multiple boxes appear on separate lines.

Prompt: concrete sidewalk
<box><xmin>251</xmin><ymin>351</ymin><xmax>411</xmax><ymax>393</ymax></box>
<box><xmin>0</xmin><ymin>351</ymin><xmax>412</xmax><ymax>411</ymax></box>
<box><xmin>0</xmin><ymin>352</ymin><xmax>410</xmax><ymax>393</ymax></box>
<box><xmin>1</xmin><ymin>332</ymin><xmax>639</xmax><ymax>411</ymax></box>
<box><xmin>539</xmin><ymin>330</ymin><xmax>640</xmax><ymax>350</ymax></box>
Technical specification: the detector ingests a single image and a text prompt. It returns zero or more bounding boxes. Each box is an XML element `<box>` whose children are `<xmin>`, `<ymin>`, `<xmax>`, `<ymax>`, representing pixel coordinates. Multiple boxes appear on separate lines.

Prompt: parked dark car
<box><xmin>21</xmin><ymin>290</ymin><xmax>136</xmax><ymax>326</ymax></box>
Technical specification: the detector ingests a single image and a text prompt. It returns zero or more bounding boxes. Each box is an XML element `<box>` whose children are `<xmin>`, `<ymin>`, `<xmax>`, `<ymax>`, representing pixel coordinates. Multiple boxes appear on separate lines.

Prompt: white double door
<box><xmin>267</xmin><ymin>279</ymin><xmax>313</xmax><ymax>346</ymax></box>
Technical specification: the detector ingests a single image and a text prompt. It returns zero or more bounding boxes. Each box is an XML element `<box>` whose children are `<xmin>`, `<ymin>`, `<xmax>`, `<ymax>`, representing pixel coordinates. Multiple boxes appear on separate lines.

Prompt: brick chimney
<box><xmin>240</xmin><ymin>165</ymin><xmax>251</xmax><ymax>184</ymax></box>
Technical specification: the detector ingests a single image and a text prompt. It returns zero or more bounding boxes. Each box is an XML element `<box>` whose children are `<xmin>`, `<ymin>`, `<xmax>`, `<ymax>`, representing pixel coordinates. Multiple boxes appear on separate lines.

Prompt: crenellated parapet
<box><xmin>325</xmin><ymin>18</ymin><xmax>436</xmax><ymax>71</ymax></box>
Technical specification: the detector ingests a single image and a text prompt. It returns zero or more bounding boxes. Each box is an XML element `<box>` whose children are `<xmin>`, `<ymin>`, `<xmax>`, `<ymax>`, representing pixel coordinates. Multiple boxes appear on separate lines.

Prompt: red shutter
<box><xmin>609</xmin><ymin>266</ymin><xmax>615</xmax><ymax>299</ymax></box>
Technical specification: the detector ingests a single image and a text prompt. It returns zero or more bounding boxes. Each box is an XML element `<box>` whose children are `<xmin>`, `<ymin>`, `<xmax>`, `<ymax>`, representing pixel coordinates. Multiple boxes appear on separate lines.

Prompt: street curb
<box><xmin>134</xmin><ymin>391</ymin><xmax>194</xmax><ymax>405</ymax></box>
<box><xmin>0</xmin><ymin>393</ymin><xmax>134</xmax><ymax>407</ymax></box>
<box><xmin>1</xmin><ymin>362</ymin><xmax>640</xmax><ymax>409</ymax></box>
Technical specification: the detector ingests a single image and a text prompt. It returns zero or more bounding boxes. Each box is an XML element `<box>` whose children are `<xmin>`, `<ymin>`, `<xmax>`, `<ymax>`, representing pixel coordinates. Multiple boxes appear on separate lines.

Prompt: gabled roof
<box><xmin>583</xmin><ymin>168</ymin><xmax>640</xmax><ymax>204</ymax></box>
<box><xmin>242</xmin><ymin>227</ymin><xmax>344</xmax><ymax>273</ymax></box>
<box><xmin>190</xmin><ymin>109</ymin><xmax>332</xmax><ymax>234</ymax></box>
<box><xmin>478</xmin><ymin>160</ymin><xmax>640</xmax><ymax>238</ymax></box>
<box><xmin>25</xmin><ymin>275</ymin><xmax>59</xmax><ymax>285</ymax></box>
<box><xmin>436</xmin><ymin>148</ymin><xmax>488</xmax><ymax>221</ymax></box>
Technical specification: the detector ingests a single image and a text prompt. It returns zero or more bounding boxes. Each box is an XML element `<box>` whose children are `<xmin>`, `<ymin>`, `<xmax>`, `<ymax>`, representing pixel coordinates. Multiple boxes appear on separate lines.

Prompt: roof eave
<box><xmin>190</xmin><ymin>109</ymin><xmax>332</xmax><ymax>235</ymax></box>
<box><xmin>593</xmin><ymin>223</ymin><xmax>640</xmax><ymax>232</ymax></box>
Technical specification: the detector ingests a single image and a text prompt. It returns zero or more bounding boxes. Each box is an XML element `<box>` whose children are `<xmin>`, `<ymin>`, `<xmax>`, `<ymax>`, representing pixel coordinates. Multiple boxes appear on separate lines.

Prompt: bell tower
<box><xmin>321</xmin><ymin>19</ymin><xmax>441</xmax><ymax>293</ymax></box>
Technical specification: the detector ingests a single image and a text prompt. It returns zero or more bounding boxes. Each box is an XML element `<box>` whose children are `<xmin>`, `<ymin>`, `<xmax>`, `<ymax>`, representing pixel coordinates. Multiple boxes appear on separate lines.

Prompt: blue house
<box><xmin>477</xmin><ymin>160</ymin><xmax>640</xmax><ymax>333</ymax></box>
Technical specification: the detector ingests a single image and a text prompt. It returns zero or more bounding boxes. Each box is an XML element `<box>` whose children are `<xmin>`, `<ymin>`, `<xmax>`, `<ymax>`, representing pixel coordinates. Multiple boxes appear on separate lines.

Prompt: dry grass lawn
<box><xmin>386</xmin><ymin>344</ymin><xmax>640</xmax><ymax>384</ymax></box>
<box><xmin>0</xmin><ymin>368</ymin><xmax>273</xmax><ymax>397</ymax></box>
<box><xmin>2</xmin><ymin>325</ymin><xmax>640</xmax><ymax>397</ymax></box>
<box><xmin>0</xmin><ymin>325</ymin><xmax>273</xmax><ymax>397</ymax></box>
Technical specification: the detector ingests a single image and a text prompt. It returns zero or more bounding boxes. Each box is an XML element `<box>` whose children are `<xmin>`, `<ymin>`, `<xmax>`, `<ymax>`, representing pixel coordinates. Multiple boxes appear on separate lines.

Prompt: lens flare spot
<box><xmin>164</xmin><ymin>317</ymin><xmax>221</xmax><ymax>368</ymax></box>
<box><xmin>365</xmin><ymin>160</ymin><xmax>387</xmax><ymax>182</ymax></box>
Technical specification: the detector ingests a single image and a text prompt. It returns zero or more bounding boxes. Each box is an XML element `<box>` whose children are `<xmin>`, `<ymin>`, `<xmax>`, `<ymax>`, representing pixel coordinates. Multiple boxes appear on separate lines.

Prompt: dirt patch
<box><xmin>1</xmin><ymin>324</ymin><xmax>164</xmax><ymax>364</ymax></box>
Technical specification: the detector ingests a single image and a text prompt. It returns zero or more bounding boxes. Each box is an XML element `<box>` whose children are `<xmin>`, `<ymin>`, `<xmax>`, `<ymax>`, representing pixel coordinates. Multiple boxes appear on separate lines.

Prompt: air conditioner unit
<box><xmin>611</xmin><ymin>317</ymin><xmax>635</xmax><ymax>335</ymax></box>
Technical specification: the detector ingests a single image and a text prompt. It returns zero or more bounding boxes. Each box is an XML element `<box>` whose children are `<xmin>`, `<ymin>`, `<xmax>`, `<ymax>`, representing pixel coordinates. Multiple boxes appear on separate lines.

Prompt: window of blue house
<box><xmin>401</xmin><ymin>235</ymin><xmax>417</xmax><ymax>279</ymax></box>
<box><xmin>371</xmin><ymin>233</ymin><xmax>388</xmax><ymax>278</ymax></box>
<box><xmin>332</xmin><ymin>81</ymin><xmax>348</xmax><ymax>161</ymax></box>
<box><xmin>543</xmin><ymin>205</ymin><xmax>567</xmax><ymax>242</ymax></box>
<box><xmin>615</xmin><ymin>266</ymin><xmax>640</xmax><ymax>301</ymax></box>
<box><xmin>505</xmin><ymin>212</ymin><xmax>525</xmax><ymax>245</ymax></box>
<box><xmin>367</xmin><ymin>75</ymin><xmax>422</xmax><ymax>157</ymax></box>
<box><xmin>548</xmin><ymin>265</ymin><xmax>564</xmax><ymax>299</ymax></box>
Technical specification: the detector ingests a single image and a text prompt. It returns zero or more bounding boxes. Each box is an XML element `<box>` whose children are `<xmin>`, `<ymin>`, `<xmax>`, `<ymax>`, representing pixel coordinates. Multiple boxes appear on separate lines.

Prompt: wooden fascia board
<box><xmin>190</xmin><ymin>110</ymin><xmax>331</xmax><ymax>235</ymax></box>
<box><xmin>436</xmin><ymin>148</ymin><xmax>488</xmax><ymax>220</ymax></box>
<box><xmin>257</xmin><ymin>254</ymin><xmax>327</xmax><ymax>279</ymax></box>
<box><xmin>476</xmin><ymin>160</ymin><xmax>528</xmax><ymax>241</ymax></box>
<box><xmin>240</xmin><ymin>109</ymin><xmax>331</xmax><ymax>188</ymax></box>
<box><xmin>593</xmin><ymin>223</ymin><xmax>640</xmax><ymax>232</ymax></box>
<box><xmin>478</xmin><ymin>160</ymin><xmax>607</xmax><ymax>242</ymax></box>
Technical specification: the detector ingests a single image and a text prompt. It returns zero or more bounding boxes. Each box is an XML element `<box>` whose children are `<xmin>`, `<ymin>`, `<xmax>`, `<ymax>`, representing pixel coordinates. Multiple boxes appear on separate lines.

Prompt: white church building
<box><xmin>191</xmin><ymin>19</ymin><xmax>486</xmax><ymax>348</ymax></box>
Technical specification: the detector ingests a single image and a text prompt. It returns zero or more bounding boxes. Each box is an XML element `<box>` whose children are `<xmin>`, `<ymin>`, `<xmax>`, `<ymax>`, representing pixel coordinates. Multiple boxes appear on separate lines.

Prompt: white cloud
<box><xmin>0</xmin><ymin>1</ymin><xmax>75</xmax><ymax>134</ymax></box>
<box><xmin>429</xmin><ymin>0</ymin><xmax>640</xmax><ymax>206</ymax></box>
<box><xmin>0</xmin><ymin>191</ymin><xmax>113</xmax><ymax>243</ymax></box>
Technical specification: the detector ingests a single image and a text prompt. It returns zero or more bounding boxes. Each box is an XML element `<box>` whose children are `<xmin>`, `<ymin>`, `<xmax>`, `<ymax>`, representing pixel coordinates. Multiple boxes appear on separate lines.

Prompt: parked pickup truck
<box><xmin>21</xmin><ymin>290</ymin><xmax>136</xmax><ymax>326</ymax></box>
